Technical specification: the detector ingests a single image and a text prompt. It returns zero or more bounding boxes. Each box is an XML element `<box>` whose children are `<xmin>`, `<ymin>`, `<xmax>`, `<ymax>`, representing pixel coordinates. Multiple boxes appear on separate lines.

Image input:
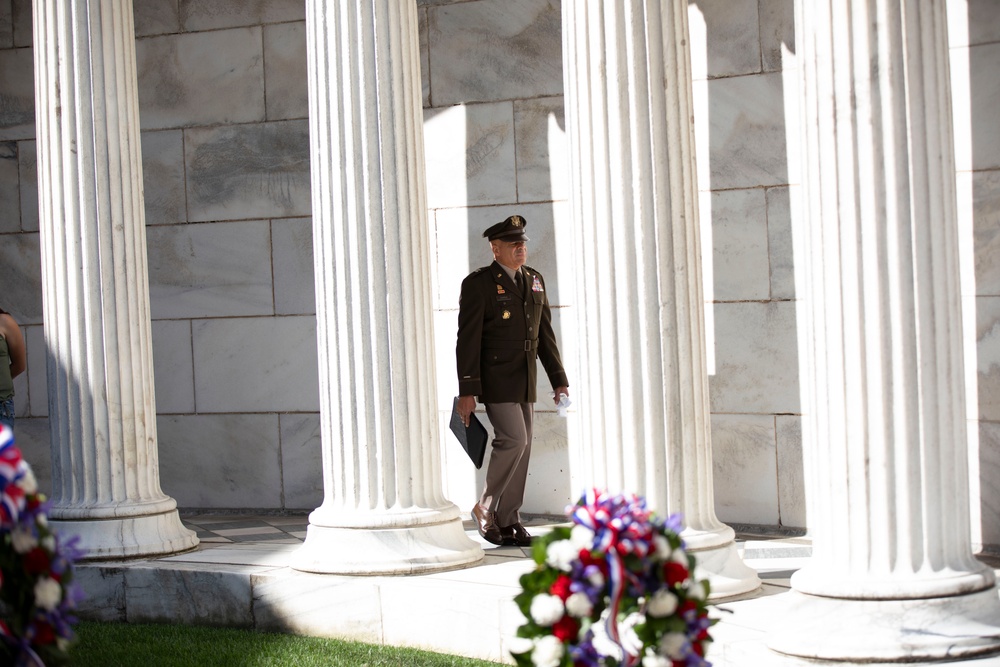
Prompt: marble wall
<box><xmin>0</xmin><ymin>0</ymin><xmax>997</xmax><ymax>547</ymax></box>
<box><xmin>956</xmin><ymin>0</ymin><xmax>1000</xmax><ymax>550</ymax></box>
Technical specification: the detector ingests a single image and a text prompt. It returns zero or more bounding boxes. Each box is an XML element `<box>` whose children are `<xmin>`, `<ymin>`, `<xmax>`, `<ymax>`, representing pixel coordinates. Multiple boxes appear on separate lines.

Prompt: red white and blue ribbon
<box><xmin>0</xmin><ymin>424</ymin><xmax>27</xmax><ymax>524</ymax></box>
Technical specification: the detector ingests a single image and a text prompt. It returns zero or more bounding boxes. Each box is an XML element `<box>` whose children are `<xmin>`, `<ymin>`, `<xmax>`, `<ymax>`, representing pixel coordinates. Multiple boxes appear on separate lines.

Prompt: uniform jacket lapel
<box><xmin>493</xmin><ymin>261</ymin><xmax>521</xmax><ymax>297</ymax></box>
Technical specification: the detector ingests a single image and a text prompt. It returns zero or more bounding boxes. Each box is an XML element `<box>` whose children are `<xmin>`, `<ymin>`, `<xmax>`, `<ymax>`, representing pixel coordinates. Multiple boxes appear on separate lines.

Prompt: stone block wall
<box><xmin>954</xmin><ymin>0</ymin><xmax>1000</xmax><ymax>550</ymax></box>
<box><xmin>419</xmin><ymin>0</ymin><xmax>575</xmax><ymax>518</ymax></box>
<box><xmin>0</xmin><ymin>0</ymin><xmax>322</xmax><ymax>511</ymax></box>
<box><xmin>0</xmin><ymin>0</ymin><xmax>997</xmax><ymax>547</ymax></box>
<box><xmin>690</xmin><ymin>0</ymin><xmax>800</xmax><ymax>528</ymax></box>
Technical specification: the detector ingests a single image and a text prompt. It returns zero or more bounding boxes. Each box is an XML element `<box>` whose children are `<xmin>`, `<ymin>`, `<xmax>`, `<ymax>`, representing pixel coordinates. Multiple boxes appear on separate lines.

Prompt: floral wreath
<box><xmin>509</xmin><ymin>489</ymin><xmax>714</xmax><ymax>667</ymax></box>
<box><xmin>0</xmin><ymin>424</ymin><xmax>84</xmax><ymax>666</ymax></box>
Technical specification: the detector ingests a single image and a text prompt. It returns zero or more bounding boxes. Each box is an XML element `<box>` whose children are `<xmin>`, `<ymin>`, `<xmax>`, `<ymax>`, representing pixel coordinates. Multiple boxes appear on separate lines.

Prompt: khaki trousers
<box><xmin>480</xmin><ymin>402</ymin><xmax>534</xmax><ymax>527</ymax></box>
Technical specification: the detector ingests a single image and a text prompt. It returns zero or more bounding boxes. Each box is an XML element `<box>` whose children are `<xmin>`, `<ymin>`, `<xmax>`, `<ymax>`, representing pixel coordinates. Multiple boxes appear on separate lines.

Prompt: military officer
<box><xmin>456</xmin><ymin>214</ymin><xmax>569</xmax><ymax>546</ymax></box>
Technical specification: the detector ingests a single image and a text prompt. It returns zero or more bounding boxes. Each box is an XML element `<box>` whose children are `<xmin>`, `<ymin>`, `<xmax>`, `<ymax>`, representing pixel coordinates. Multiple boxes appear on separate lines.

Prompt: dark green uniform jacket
<box><xmin>457</xmin><ymin>261</ymin><xmax>568</xmax><ymax>403</ymax></box>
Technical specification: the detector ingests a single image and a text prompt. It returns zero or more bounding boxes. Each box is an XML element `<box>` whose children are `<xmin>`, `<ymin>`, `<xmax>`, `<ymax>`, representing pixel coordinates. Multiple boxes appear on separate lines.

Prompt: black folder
<box><xmin>449</xmin><ymin>396</ymin><xmax>488</xmax><ymax>469</ymax></box>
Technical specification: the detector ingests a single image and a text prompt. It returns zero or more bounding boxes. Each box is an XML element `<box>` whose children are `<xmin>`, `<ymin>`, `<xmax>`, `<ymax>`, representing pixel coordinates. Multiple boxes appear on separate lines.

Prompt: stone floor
<box><xmin>71</xmin><ymin>514</ymin><xmax>1000</xmax><ymax>666</ymax></box>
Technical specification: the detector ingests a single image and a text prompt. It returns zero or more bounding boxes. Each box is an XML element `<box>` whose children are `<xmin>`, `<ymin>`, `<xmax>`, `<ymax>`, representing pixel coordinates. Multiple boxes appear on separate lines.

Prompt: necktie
<box><xmin>515</xmin><ymin>271</ymin><xmax>524</xmax><ymax>293</ymax></box>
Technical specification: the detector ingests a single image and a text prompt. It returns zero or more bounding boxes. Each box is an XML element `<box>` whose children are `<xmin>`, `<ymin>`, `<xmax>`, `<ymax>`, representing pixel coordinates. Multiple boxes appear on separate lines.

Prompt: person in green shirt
<box><xmin>0</xmin><ymin>308</ymin><xmax>26</xmax><ymax>429</ymax></box>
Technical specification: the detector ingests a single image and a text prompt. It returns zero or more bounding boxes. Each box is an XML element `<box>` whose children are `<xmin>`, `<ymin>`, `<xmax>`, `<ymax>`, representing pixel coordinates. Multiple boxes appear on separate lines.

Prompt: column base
<box><xmin>52</xmin><ymin>509</ymin><xmax>199</xmax><ymax>560</ymax></box>
<box><xmin>768</xmin><ymin>588</ymin><xmax>1000</xmax><ymax>662</ymax></box>
<box><xmin>290</xmin><ymin>515</ymin><xmax>484</xmax><ymax>575</ymax></box>
<box><xmin>689</xmin><ymin>538</ymin><xmax>761</xmax><ymax>600</ymax></box>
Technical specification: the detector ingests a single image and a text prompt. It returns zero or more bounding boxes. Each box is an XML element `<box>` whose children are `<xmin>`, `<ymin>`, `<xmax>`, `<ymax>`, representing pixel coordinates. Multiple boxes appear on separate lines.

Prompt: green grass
<box><xmin>70</xmin><ymin>621</ymin><xmax>504</xmax><ymax>667</ymax></box>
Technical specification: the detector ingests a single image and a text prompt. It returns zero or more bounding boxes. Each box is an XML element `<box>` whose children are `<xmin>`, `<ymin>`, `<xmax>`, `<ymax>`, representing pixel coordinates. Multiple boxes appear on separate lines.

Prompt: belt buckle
<box><xmin>523</xmin><ymin>340</ymin><xmax>531</xmax><ymax>351</ymax></box>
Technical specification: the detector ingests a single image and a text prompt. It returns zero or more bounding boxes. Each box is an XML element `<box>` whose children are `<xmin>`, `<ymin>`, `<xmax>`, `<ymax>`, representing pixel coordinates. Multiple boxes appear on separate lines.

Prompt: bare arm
<box><xmin>0</xmin><ymin>314</ymin><xmax>25</xmax><ymax>378</ymax></box>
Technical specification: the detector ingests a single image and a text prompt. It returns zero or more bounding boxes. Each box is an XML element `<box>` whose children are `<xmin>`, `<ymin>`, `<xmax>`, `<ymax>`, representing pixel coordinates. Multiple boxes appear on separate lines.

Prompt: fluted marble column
<box><xmin>33</xmin><ymin>0</ymin><xmax>197</xmax><ymax>559</ymax></box>
<box><xmin>291</xmin><ymin>0</ymin><xmax>482</xmax><ymax>575</ymax></box>
<box><xmin>561</xmin><ymin>1</ymin><xmax>758</xmax><ymax>599</ymax></box>
<box><xmin>768</xmin><ymin>1</ymin><xmax>1000</xmax><ymax>661</ymax></box>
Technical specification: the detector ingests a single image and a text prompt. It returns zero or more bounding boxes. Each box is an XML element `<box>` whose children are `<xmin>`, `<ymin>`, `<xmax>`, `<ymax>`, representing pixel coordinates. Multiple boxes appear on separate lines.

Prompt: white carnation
<box><xmin>659</xmin><ymin>632</ymin><xmax>689</xmax><ymax>659</ymax></box>
<box><xmin>587</xmin><ymin>568</ymin><xmax>605</xmax><ymax>588</ymax></box>
<box><xmin>646</xmin><ymin>589</ymin><xmax>679</xmax><ymax>617</ymax></box>
<box><xmin>506</xmin><ymin>636</ymin><xmax>534</xmax><ymax>656</ymax></box>
<box><xmin>652</xmin><ymin>534</ymin><xmax>671</xmax><ymax>561</ymax></box>
<box><xmin>671</xmin><ymin>546</ymin><xmax>688</xmax><ymax>565</ymax></box>
<box><xmin>34</xmin><ymin>576</ymin><xmax>62</xmax><ymax>611</ymax></box>
<box><xmin>545</xmin><ymin>539</ymin><xmax>579</xmax><ymax>572</ymax></box>
<box><xmin>11</xmin><ymin>528</ymin><xmax>37</xmax><ymax>554</ymax></box>
<box><xmin>529</xmin><ymin>593</ymin><xmax>565</xmax><ymax>627</ymax></box>
<box><xmin>16</xmin><ymin>468</ymin><xmax>37</xmax><ymax>495</ymax></box>
<box><xmin>531</xmin><ymin>635</ymin><xmax>564</xmax><ymax>667</ymax></box>
<box><xmin>687</xmin><ymin>579</ymin><xmax>707</xmax><ymax>601</ymax></box>
<box><xmin>41</xmin><ymin>535</ymin><xmax>56</xmax><ymax>552</ymax></box>
<box><xmin>565</xmin><ymin>591</ymin><xmax>593</xmax><ymax>618</ymax></box>
<box><xmin>642</xmin><ymin>650</ymin><xmax>672</xmax><ymax>667</ymax></box>
<box><xmin>570</xmin><ymin>524</ymin><xmax>595</xmax><ymax>550</ymax></box>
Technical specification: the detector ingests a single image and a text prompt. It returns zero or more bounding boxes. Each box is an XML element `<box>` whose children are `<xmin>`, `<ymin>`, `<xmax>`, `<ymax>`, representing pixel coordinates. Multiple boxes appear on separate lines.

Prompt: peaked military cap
<box><xmin>483</xmin><ymin>214</ymin><xmax>529</xmax><ymax>242</ymax></box>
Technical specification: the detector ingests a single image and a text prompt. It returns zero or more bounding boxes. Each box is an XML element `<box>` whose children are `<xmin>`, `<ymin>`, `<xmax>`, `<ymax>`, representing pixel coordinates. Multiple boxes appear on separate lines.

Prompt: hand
<box><xmin>457</xmin><ymin>395</ymin><xmax>477</xmax><ymax>427</ymax></box>
<box><xmin>553</xmin><ymin>387</ymin><xmax>569</xmax><ymax>405</ymax></box>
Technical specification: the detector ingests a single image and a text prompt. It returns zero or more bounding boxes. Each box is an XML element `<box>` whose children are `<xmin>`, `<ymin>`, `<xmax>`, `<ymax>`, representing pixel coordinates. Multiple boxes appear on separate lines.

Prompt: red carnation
<box><xmin>664</xmin><ymin>561</ymin><xmax>689</xmax><ymax>586</ymax></box>
<box><xmin>552</xmin><ymin>614</ymin><xmax>580</xmax><ymax>642</ymax></box>
<box><xmin>680</xmin><ymin>599</ymin><xmax>697</xmax><ymax>614</ymax></box>
<box><xmin>550</xmin><ymin>574</ymin><xmax>573</xmax><ymax>601</ymax></box>
<box><xmin>23</xmin><ymin>547</ymin><xmax>51</xmax><ymax>575</ymax></box>
<box><xmin>31</xmin><ymin>620</ymin><xmax>55</xmax><ymax>645</ymax></box>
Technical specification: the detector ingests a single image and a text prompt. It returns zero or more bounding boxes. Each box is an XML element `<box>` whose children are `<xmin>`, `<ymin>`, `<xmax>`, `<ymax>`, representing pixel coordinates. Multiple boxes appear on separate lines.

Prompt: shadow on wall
<box><xmin>965</xmin><ymin>0</ymin><xmax>1000</xmax><ymax>553</ymax></box>
<box><xmin>693</xmin><ymin>0</ymin><xmax>997</xmax><ymax>549</ymax></box>
<box><xmin>422</xmin><ymin>0</ymin><xmax>572</xmax><ymax>516</ymax></box>
<box><xmin>459</xmin><ymin>106</ymin><xmax>572</xmax><ymax>516</ymax></box>
<box><xmin>691</xmin><ymin>0</ymin><xmax>803</xmax><ymax>530</ymax></box>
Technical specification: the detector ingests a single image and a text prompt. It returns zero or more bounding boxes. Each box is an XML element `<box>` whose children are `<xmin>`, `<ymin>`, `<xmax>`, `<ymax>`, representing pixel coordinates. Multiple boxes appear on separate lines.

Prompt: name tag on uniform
<box><xmin>532</xmin><ymin>275</ymin><xmax>543</xmax><ymax>292</ymax></box>
<box><xmin>496</xmin><ymin>295</ymin><xmax>511</xmax><ymax>302</ymax></box>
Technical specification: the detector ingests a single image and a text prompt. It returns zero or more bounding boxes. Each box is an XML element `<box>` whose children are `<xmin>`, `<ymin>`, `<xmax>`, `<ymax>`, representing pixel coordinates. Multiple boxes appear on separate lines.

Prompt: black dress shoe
<box><xmin>471</xmin><ymin>503</ymin><xmax>504</xmax><ymax>545</ymax></box>
<box><xmin>500</xmin><ymin>522</ymin><xmax>532</xmax><ymax>547</ymax></box>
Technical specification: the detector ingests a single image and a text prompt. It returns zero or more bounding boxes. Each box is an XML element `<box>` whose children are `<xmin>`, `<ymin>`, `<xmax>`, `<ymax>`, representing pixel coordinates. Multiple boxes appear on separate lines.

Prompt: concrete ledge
<box><xmin>76</xmin><ymin>541</ymin><xmax>533</xmax><ymax>664</ymax></box>
<box><xmin>72</xmin><ymin>524</ymin><xmax>1000</xmax><ymax>666</ymax></box>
